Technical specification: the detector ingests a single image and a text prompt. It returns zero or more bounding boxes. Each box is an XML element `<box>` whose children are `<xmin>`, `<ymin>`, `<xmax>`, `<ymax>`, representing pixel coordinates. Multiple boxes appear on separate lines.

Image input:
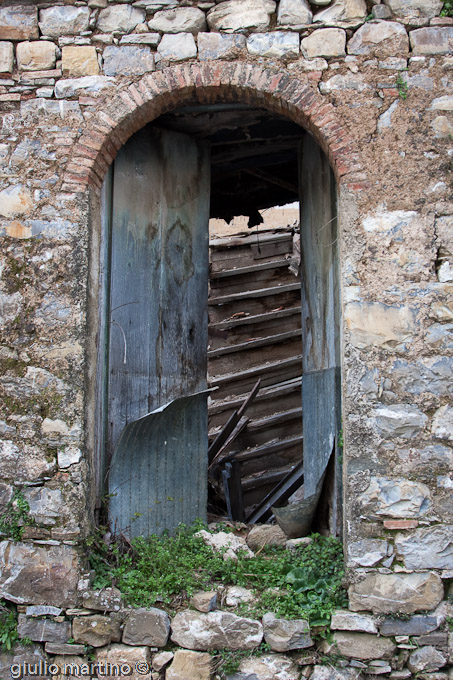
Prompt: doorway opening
<box><xmin>98</xmin><ymin>102</ymin><xmax>341</xmax><ymax>539</ymax></box>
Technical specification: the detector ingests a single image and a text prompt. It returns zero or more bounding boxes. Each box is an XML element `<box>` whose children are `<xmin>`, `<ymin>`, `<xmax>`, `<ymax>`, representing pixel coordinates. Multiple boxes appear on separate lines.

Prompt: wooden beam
<box><xmin>244</xmin><ymin>168</ymin><xmax>298</xmax><ymax>194</ymax></box>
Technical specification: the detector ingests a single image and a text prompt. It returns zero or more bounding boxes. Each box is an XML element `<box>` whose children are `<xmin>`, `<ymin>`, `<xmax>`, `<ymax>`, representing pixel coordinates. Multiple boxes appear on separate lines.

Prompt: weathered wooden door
<box><xmin>104</xmin><ymin>126</ymin><xmax>210</xmax><ymax>537</ymax></box>
<box><xmin>299</xmin><ymin>135</ymin><xmax>341</xmax><ymax>528</ymax></box>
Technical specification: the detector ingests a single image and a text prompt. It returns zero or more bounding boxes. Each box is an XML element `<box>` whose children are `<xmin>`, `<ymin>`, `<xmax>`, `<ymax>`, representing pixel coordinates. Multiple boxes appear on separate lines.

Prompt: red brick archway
<box><xmin>61</xmin><ymin>61</ymin><xmax>367</xmax><ymax>195</ymax></box>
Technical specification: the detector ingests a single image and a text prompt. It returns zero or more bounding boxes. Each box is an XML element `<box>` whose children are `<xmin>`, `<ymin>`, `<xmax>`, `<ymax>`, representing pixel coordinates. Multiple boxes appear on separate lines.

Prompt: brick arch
<box><xmin>63</xmin><ymin>60</ymin><xmax>367</xmax><ymax>194</ymax></box>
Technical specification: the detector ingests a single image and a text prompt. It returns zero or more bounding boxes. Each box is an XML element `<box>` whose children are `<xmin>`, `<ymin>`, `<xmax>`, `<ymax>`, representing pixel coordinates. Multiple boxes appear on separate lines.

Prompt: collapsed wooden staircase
<box><xmin>207</xmin><ymin>228</ymin><xmax>303</xmax><ymax>519</ymax></box>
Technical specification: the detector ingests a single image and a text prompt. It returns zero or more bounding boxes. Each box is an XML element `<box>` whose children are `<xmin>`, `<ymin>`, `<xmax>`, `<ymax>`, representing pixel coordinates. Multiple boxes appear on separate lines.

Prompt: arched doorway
<box><xmin>96</xmin><ymin>100</ymin><xmax>341</xmax><ymax>539</ymax></box>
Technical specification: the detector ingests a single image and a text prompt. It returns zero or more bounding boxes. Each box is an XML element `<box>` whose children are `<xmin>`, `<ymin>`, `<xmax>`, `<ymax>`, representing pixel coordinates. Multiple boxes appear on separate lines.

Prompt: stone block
<box><xmin>410</xmin><ymin>28</ymin><xmax>453</xmax><ymax>55</ymax></box>
<box><xmin>331</xmin><ymin>610</ymin><xmax>378</xmax><ymax>634</ymax></box>
<box><xmin>0</xmin><ymin>440</ymin><xmax>54</xmax><ymax>482</ymax></box>
<box><xmin>359</xmin><ymin>476</ymin><xmax>430</xmax><ymax>518</ymax></box>
<box><xmin>0</xmin><ymin>43</ymin><xmax>13</xmax><ymax>73</ymax></box>
<box><xmin>97</xmin><ymin>6</ymin><xmax>146</xmax><ymax>33</ymax></box>
<box><xmin>26</xmin><ymin>606</ymin><xmax>62</xmax><ymax>617</ymax></box>
<box><xmin>383</xmin><ymin>0</ymin><xmax>443</xmax><ymax>18</ymax></box>
<box><xmin>396</xmin><ymin>525</ymin><xmax>453</xmax><ymax>570</ymax></box>
<box><xmin>344</xmin><ymin>301</ymin><xmax>416</xmax><ymax>350</ymax></box>
<box><xmin>157</xmin><ymin>33</ymin><xmax>196</xmax><ymax>61</ymax></box>
<box><xmin>348</xmin><ymin>572</ymin><xmax>444</xmax><ymax>614</ymax></box>
<box><xmin>233</xmin><ymin>654</ymin><xmax>300</xmax><ymax>680</ymax></box>
<box><xmin>103</xmin><ymin>46</ymin><xmax>154</xmax><ymax>76</ymax></box>
<box><xmin>148</xmin><ymin>8</ymin><xmax>206</xmax><ymax>33</ymax></box>
<box><xmin>39</xmin><ymin>6</ymin><xmax>90</xmax><ymax>38</ymax></box>
<box><xmin>171</xmin><ymin>611</ymin><xmax>263</xmax><ymax>650</ymax></box>
<box><xmin>45</xmin><ymin>643</ymin><xmax>86</xmax><ymax>655</ymax></box>
<box><xmin>392</xmin><ymin>357</ymin><xmax>452</xmax><ymax>396</ymax></box>
<box><xmin>58</xmin><ymin>446</ymin><xmax>82</xmax><ymax>469</ymax></box>
<box><xmin>408</xmin><ymin>646</ymin><xmax>448</xmax><ymax>673</ymax></box>
<box><xmin>331</xmin><ymin>632</ymin><xmax>395</xmax><ymax>660</ymax></box>
<box><xmin>0</xmin><ymin>6</ymin><xmax>38</xmax><ymax>41</ymax></box>
<box><xmin>373</xmin><ymin>405</ymin><xmax>428</xmax><ymax>440</ymax></box>
<box><xmin>55</xmin><ymin>76</ymin><xmax>115</xmax><ymax>99</ymax></box>
<box><xmin>16</xmin><ymin>41</ymin><xmax>56</xmax><ymax>71</ymax></box>
<box><xmin>432</xmin><ymin>404</ymin><xmax>453</xmax><ymax>441</ymax></box>
<box><xmin>224</xmin><ymin>586</ymin><xmax>254</xmax><ymax>607</ymax></box>
<box><xmin>319</xmin><ymin>74</ymin><xmax>371</xmax><ymax>93</ymax></box>
<box><xmin>0</xmin><ymin>542</ymin><xmax>79</xmax><ymax>606</ymax></box>
<box><xmin>23</xmin><ymin>487</ymin><xmax>63</xmax><ymax>526</ymax></box>
<box><xmin>347</xmin><ymin>21</ymin><xmax>409</xmax><ymax>56</ymax></box>
<box><xmin>95</xmin><ymin>644</ymin><xmax>151</xmax><ymax>680</ymax></box>
<box><xmin>313</xmin><ymin>0</ymin><xmax>367</xmax><ymax>24</ymax></box>
<box><xmin>246</xmin><ymin>525</ymin><xmax>287</xmax><ymax>550</ymax></box>
<box><xmin>195</xmin><ymin>530</ymin><xmax>254</xmax><ymax>560</ymax></box>
<box><xmin>207</xmin><ymin>0</ymin><xmax>276</xmax><ymax>33</ymax></box>
<box><xmin>62</xmin><ymin>46</ymin><xmax>100</xmax><ymax>77</ymax></box>
<box><xmin>277</xmin><ymin>0</ymin><xmax>313</xmax><ymax>26</ymax></box>
<box><xmin>301</xmin><ymin>28</ymin><xmax>346</xmax><ymax>58</ymax></box>
<box><xmin>247</xmin><ymin>32</ymin><xmax>299</xmax><ymax>58</ymax></box>
<box><xmin>0</xmin><ymin>185</ymin><xmax>33</xmax><ymax>218</ymax></box>
<box><xmin>262</xmin><ymin>612</ymin><xmax>312</xmax><ymax>651</ymax></box>
<box><xmin>347</xmin><ymin>539</ymin><xmax>389</xmax><ymax>567</ymax></box>
<box><xmin>152</xmin><ymin>651</ymin><xmax>173</xmax><ymax>671</ymax></box>
<box><xmin>120</xmin><ymin>34</ymin><xmax>161</xmax><ymax>46</ymax></box>
<box><xmin>425</xmin><ymin>323</ymin><xmax>453</xmax><ymax>350</ymax></box>
<box><xmin>430</xmin><ymin>95</ymin><xmax>453</xmax><ymax>111</ymax></box>
<box><xmin>166</xmin><ymin>650</ymin><xmax>211</xmax><ymax>680</ymax></box>
<box><xmin>379</xmin><ymin>614</ymin><xmax>439</xmax><ymax>636</ymax></box>
<box><xmin>80</xmin><ymin>587</ymin><xmax>122</xmax><ymax>611</ymax></box>
<box><xmin>189</xmin><ymin>591</ymin><xmax>217</xmax><ymax>613</ymax></box>
<box><xmin>73</xmin><ymin>615</ymin><xmax>121</xmax><ymax>647</ymax></box>
<box><xmin>122</xmin><ymin>608</ymin><xmax>170</xmax><ymax>647</ymax></box>
<box><xmin>17</xmin><ymin>615</ymin><xmax>71</xmax><ymax>643</ymax></box>
<box><xmin>198</xmin><ymin>33</ymin><xmax>246</xmax><ymax>60</ymax></box>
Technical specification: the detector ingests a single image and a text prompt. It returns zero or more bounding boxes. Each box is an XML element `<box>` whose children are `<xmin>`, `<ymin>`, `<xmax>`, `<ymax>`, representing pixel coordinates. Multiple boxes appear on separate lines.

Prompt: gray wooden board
<box><xmin>299</xmin><ymin>135</ymin><xmax>341</xmax><ymax>498</ymax></box>
<box><xmin>109</xmin><ymin>392</ymin><xmax>209</xmax><ymax>538</ymax></box>
<box><xmin>106</xmin><ymin>125</ymin><xmax>210</xmax><ymax>536</ymax></box>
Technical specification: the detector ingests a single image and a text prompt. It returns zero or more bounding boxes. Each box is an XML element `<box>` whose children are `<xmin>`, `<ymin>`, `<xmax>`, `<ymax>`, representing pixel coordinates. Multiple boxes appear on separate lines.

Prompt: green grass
<box><xmin>87</xmin><ymin>523</ymin><xmax>347</xmax><ymax>627</ymax></box>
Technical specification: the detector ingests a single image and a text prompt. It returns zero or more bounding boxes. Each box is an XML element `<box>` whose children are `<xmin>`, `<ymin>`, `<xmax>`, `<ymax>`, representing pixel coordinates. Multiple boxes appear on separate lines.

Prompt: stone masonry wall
<box><xmin>0</xmin><ymin>0</ymin><xmax>452</xmax><ymax>676</ymax></box>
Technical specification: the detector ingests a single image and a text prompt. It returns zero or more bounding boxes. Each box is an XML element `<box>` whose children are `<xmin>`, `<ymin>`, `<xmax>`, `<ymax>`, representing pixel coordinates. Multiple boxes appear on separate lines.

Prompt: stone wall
<box><xmin>0</xmin><ymin>0</ymin><xmax>452</xmax><ymax>675</ymax></box>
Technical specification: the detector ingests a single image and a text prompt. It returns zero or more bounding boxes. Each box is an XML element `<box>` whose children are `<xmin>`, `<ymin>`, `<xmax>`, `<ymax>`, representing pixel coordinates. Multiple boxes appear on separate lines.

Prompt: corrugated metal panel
<box><xmin>109</xmin><ymin>392</ymin><xmax>209</xmax><ymax>538</ymax></box>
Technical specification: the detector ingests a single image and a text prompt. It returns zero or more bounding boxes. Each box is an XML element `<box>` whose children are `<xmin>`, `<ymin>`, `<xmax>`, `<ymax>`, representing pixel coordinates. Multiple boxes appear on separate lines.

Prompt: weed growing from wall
<box><xmin>441</xmin><ymin>1</ymin><xmax>453</xmax><ymax>16</ymax></box>
<box><xmin>0</xmin><ymin>490</ymin><xmax>34</xmax><ymax>541</ymax></box>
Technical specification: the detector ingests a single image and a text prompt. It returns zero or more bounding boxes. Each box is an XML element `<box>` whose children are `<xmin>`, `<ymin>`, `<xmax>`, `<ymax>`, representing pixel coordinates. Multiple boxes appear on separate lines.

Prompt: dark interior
<box><xmin>154</xmin><ymin>103</ymin><xmax>302</xmax><ymax>224</ymax></box>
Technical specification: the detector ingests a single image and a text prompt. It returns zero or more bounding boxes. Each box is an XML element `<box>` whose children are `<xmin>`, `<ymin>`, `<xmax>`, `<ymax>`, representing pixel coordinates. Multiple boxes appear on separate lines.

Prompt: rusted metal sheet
<box><xmin>299</xmin><ymin>135</ymin><xmax>341</xmax><ymax>504</ymax></box>
<box><xmin>109</xmin><ymin>392</ymin><xmax>209</xmax><ymax>538</ymax></box>
<box><xmin>106</xmin><ymin>125</ymin><xmax>210</xmax><ymax>536</ymax></box>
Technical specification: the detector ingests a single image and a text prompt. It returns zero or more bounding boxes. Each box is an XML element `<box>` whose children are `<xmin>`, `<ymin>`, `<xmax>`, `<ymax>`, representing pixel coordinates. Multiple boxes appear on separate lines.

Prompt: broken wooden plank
<box><xmin>223</xmin><ymin>462</ymin><xmax>244</xmax><ymax>521</ymax></box>
<box><xmin>209</xmin><ymin>258</ymin><xmax>291</xmax><ymax>280</ymax></box>
<box><xmin>208</xmin><ymin>415</ymin><xmax>250</xmax><ymax>478</ymax></box>
<box><xmin>245</xmin><ymin>459</ymin><xmax>304</xmax><ymax>525</ymax></box>
<box><xmin>208</xmin><ymin>329</ymin><xmax>301</xmax><ymax>359</ymax></box>
<box><xmin>210</xmin><ymin>306</ymin><xmax>301</xmax><ymax>331</ymax></box>
<box><xmin>209</xmin><ymin>282</ymin><xmax>300</xmax><ymax>306</ymax></box>
<box><xmin>208</xmin><ymin>379</ymin><xmax>261</xmax><ymax>463</ymax></box>
<box><xmin>223</xmin><ymin>434</ymin><xmax>303</xmax><ymax>464</ymax></box>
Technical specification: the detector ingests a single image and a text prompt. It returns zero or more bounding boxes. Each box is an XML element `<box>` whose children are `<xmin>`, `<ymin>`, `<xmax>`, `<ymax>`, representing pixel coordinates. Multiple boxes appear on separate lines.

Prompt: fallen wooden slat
<box><xmin>207</xmin><ymin>379</ymin><xmax>261</xmax><ymax>463</ymax></box>
<box><xmin>245</xmin><ymin>459</ymin><xmax>304</xmax><ymax>525</ymax></box>
<box><xmin>223</xmin><ymin>435</ymin><xmax>303</xmax><ymax>463</ymax></box>
<box><xmin>210</xmin><ymin>306</ymin><xmax>301</xmax><ymax>331</ymax></box>
<box><xmin>209</xmin><ymin>282</ymin><xmax>300</xmax><ymax>306</ymax></box>
<box><xmin>208</xmin><ymin>329</ymin><xmax>301</xmax><ymax>358</ymax></box>
<box><xmin>208</xmin><ymin>377</ymin><xmax>301</xmax><ymax>417</ymax></box>
<box><xmin>209</xmin><ymin>355</ymin><xmax>302</xmax><ymax>388</ymax></box>
<box><xmin>246</xmin><ymin>407</ymin><xmax>302</xmax><ymax>432</ymax></box>
<box><xmin>223</xmin><ymin>461</ymin><xmax>244</xmax><ymax>521</ymax></box>
<box><xmin>208</xmin><ymin>416</ymin><xmax>249</xmax><ymax>478</ymax></box>
<box><xmin>209</xmin><ymin>258</ymin><xmax>290</xmax><ymax>280</ymax></box>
